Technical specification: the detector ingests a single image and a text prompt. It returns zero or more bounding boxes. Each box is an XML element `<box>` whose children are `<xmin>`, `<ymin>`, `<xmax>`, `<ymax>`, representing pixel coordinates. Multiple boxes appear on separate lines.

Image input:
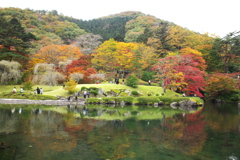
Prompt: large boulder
<box><xmin>179</xmin><ymin>100</ymin><xmax>197</xmax><ymax>107</ymax></box>
<box><xmin>178</xmin><ymin>100</ymin><xmax>198</xmax><ymax>111</ymax></box>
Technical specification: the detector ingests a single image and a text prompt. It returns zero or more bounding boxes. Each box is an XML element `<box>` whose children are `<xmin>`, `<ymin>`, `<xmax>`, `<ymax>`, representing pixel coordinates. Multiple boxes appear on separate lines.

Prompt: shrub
<box><xmin>147</xmin><ymin>91</ymin><xmax>153</xmax><ymax>96</ymax></box>
<box><xmin>126</xmin><ymin>74</ymin><xmax>138</xmax><ymax>88</ymax></box>
<box><xmin>81</xmin><ymin>86</ymin><xmax>88</xmax><ymax>91</ymax></box>
<box><xmin>137</xmin><ymin>96</ymin><xmax>160</xmax><ymax>104</ymax></box>
<box><xmin>64</xmin><ymin>79</ymin><xmax>77</xmax><ymax>94</ymax></box>
<box><xmin>90</xmin><ymin>90</ymin><xmax>98</xmax><ymax>96</ymax></box>
<box><xmin>89</xmin><ymin>87</ymin><xmax>99</xmax><ymax>91</ymax></box>
<box><xmin>22</xmin><ymin>81</ymin><xmax>33</xmax><ymax>91</ymax></box>
<box><xmin>122</xmin><ymin>97</ymin><xmax>136</xmax><ymax>104</ymax></box>
<box><xmin>131</xmin><ymin>90</ymin><xmax>139</xmax><ymax>96</ymax></box>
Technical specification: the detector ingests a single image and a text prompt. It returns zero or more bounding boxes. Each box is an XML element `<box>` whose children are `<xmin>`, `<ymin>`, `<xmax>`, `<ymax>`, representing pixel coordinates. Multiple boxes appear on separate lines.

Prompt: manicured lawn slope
<box><xmin>0</xmin><ymin>83</ymin><xmax>185</xmax><ymax>100</ymax></box>
<box><xmin>43</xmin><ymin>84</ymin><xmax>179</xmax><ymax>97</ymax></box>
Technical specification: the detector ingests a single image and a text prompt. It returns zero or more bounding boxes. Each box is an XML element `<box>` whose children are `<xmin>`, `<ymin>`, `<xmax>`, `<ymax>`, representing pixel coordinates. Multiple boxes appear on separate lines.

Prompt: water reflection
<box><xmin>0</xmin><ymin>103</ymin><xmax>239</xmax><ymax>160</ymax></box>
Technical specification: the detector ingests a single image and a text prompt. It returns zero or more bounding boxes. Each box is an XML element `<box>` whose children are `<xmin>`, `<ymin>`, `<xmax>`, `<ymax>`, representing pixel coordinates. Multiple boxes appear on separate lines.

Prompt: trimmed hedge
<box><xmin>89</xmin><ymin>87</ymin><xmax>98</xmax><ymax>91</ymax></box>
<box><xmin>90</xmin><ymin>90</ymin><xmax>98</xmax><ymax>96</ymax></box>
<box><xmin>80</xmin><ymin>86</ymin><xmax>88</xmax><ymax>91</ymax></box>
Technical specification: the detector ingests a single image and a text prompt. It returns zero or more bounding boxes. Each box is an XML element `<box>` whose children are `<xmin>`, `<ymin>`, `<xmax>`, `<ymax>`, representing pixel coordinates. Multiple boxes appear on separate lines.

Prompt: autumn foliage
<box><xmin>205</xmin><ymin>73</ymin><xmax>238</xmax><ymax>100</ymax></box>
<box><xmin>153</xmin><ymin>48</ymin><xmax>206</xmax><ymax>97</ymax></box>
<box><xmin>34</xmin><ymin>45</ymin><xmax>83</xmax><ymax>65</ymax></box>
<box><xmin>66</xmin><ymin>55</ymin><xmax>92</xmax><ymax>74</ymax></box>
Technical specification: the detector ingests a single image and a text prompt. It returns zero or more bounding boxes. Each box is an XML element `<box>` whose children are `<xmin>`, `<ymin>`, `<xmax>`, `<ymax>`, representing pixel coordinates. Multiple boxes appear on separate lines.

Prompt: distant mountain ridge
<box><xmin>0</xmin><ymin>7</ymin><xmax>212</xmax><ymax>53</ymax></box>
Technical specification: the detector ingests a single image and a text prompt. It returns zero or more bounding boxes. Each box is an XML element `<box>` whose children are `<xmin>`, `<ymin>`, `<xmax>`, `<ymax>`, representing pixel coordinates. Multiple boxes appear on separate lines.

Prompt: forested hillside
<box><xmin>0</xmin><ymin>7</ymin><xmax>239</xmax><ymax>101</ymax></box>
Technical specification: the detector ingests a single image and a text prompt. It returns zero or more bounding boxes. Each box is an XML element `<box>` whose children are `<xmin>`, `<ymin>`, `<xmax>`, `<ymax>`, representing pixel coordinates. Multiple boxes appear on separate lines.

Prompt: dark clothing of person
<box><xmin>115</xmin><ymin>78</ymin><xmax>119</xmax><ymax>84</ymax></box>
<box><xmin>36</xmin><ymin>87</ymin><xmax>40</xmax><ymax>94</ymax></box>
<box><xmin>83</xmin><ymin>91</ymin><xmax>87</xmax><ymax>99</ymax></box>
<box><xmin>75</xmin><ymin>92</ymin><xmax>78</xmax><ymax>101</ymax></box>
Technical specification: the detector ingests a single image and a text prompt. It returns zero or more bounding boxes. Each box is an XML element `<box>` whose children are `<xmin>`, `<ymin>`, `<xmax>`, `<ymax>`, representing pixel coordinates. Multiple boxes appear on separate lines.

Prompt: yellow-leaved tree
<box><xmin>92</xmin><ymin>39</ymin><xmax>137</xmax><ymax>72</ymax></box>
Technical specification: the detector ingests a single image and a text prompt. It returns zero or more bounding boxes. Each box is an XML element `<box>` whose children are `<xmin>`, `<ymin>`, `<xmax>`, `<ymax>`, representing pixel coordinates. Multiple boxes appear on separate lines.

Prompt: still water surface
<box><xmin>0</xmin><ymin>103</ymin><xmax>239</xmax><ymax>160</ymax></box>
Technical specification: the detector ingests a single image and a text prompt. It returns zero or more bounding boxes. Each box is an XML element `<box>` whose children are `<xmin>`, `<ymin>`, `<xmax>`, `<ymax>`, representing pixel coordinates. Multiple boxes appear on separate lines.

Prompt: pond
<box><xmin>0</xmin><ymin>102</ymin><xmax>239</xmax><ymax>160</ymax></box>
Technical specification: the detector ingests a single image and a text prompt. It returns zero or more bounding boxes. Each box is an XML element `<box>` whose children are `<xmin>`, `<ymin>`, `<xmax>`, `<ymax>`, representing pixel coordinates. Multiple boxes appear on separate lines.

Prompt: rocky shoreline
<box><xmin>0</xmin><ymin>98</ymin><xmax>86</xmax><ymax>106</ymax></box>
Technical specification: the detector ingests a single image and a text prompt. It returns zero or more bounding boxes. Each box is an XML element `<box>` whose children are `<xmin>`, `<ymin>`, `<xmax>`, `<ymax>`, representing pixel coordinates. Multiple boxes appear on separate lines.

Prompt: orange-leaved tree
<box><xmin>33</xmin><ymin>45</ymin><xmax>83</xmax><ymax>66</ymax></box>
<box><xmin>66</xmin><ymin>55</ymin><xmax>92</xmax><ymax>75</ymax></box>
<box><xmin>83</xmin><ymin>68</ymin><xmax>97</xmax><ymax>84</ymax></box>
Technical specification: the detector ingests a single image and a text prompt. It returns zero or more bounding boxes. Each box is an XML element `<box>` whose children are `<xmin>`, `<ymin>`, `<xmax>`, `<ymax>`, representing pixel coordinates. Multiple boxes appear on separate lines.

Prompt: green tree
<box><xmin>219</xmin><ymin>31</ymin><xmax>240</xmax><ymax>73</ymax></box>
<box><xmin>22</xmin><ymin>81</ymin><xmax>33</xmax><ymax>91</ymax></box>
<box><xmin>126</xmin><ymin>74</ymin><xmax>138</xmax><ymax>88</ymax></box>
<box><xmin>0</xmin><ymin>17</ymin><xmax>35</xmax><ymax>61</ymax></box>
<box><xmin>207</xmin><ymin>38</ymin><xmax>223</xmax><ymax>72</ymax></box>
<box><xmin>141</xmin><ymin>71</ymin><xmax>155</xmax><ymax>82</ymax></box>
<box><xmin>151</xmin><ymin>22</ymin><xmax>172</xmax><ymax>57</ymax></box>
<box><xmin>137</xmin><ymin>27</ymin><xmax>153</xmax><ymax>44</ymax></box>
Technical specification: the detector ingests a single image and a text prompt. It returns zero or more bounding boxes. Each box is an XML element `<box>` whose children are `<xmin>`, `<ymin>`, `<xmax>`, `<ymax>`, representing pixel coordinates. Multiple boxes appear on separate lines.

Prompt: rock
<box><xmin>106</xmin><ymin>101</ymin><xmax>115</xmax><ymax>104</ymax></box>
<box><xmin>179</xmin><ymin>100</ymin><xmax>197</xmax><ymax>107</ymax></box>
<box><xmin>170</xmin><ymin>102</ymin><xmax>178</xmax><ymax>109</ymax></box>
<box><xmin>98</xmin><ymin>88</ymin><xmax>104</xmax><ymax>95</ymax></box>
<box><xmin>120</xmin><ymin>101</ymin><xmax>125</xmax><ymax>106</ymax></box>
<box><xmin>123</xmin><ymin>111</ymin><xmax>131</xmax><ymax>117</ymax></box>
<box><xmin>178</xmin><ymin>100</ymin><xmax>198</xmax><ymax>111</ymax></box>
<box><xmin>153</xmin><ymin>103</ymin><xmax>158</xmax><ymax>107</ymax></box>
<box><xmin>158</xmin><ymin>101</ymin><xmax>164</xmax><ymax>106</ymax></box>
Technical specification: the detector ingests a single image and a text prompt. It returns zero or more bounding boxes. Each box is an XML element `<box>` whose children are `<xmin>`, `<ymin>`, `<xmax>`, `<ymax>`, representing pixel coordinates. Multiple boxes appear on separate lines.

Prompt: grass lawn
<box><xmin>0</xmin><ymin>85</ymin><xmax>61</xmax><ymax>93</ymax></box>
<box><xmin>0</xmin><ymin>83</ymin><xmax>180</xmax><ymax>98</ymax></box>
<box><xmin>43</xmin><ymin>83</ymin><xmax>179</xmax><ymax>97</ymax></box>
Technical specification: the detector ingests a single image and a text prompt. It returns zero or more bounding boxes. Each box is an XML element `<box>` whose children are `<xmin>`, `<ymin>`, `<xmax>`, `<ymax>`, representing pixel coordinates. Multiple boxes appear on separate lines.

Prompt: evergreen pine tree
<box><xmin>0</xmin><ymin>17</ymin><xmax>36</xmax><ymax>61</ymax></box>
